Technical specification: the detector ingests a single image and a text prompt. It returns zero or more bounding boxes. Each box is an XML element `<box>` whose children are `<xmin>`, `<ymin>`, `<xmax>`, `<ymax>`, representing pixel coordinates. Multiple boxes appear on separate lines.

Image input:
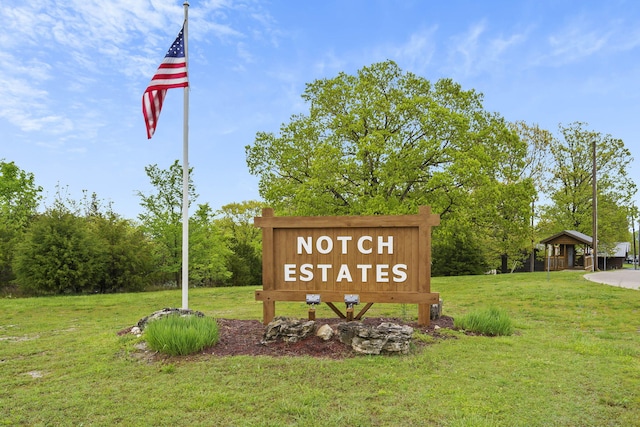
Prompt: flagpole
<box><xmin>182</xmin><ymin>0</ymin><xmax>190</xmax><ymax>309</ymax></box>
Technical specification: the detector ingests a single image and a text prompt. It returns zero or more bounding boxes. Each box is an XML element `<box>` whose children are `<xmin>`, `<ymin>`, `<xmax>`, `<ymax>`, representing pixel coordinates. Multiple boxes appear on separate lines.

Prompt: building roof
<box><xmin>539</xmin><ymin>231</ymin><xmax>630</xmax><ymax>258</ymax></box>
<box><xmin>540</xmin><ymin>230</ymin><xmax>593</xmax><ymax>245</ymax></box>
<box><xmin>605</xmin><ymin>242</ymin><xmax>630</xmax><ymax>258</ymax></box>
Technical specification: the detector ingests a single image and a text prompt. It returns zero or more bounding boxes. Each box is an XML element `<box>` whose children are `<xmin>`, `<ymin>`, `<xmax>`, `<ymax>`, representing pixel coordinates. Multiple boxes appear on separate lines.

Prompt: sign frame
<box><xmin>254</xmin><ymin>206</ymin><xmax>440</xmax><ymax>325</ymax></box>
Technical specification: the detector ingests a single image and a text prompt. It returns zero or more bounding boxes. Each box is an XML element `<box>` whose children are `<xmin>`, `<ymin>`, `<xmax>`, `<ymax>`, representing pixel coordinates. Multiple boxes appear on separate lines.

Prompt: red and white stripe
<box><xmin>142</xmin><ymin>53</ymin><xmax>188</xmax><ymax>139</ymax></box>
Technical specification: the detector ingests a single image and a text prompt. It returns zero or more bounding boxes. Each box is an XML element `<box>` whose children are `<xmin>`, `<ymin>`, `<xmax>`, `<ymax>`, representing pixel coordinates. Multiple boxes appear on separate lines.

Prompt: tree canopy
<box><xmin>137</xmin><ymin>161</ymin><xmax>233</xmax><ymax>287</ymax></box>
<box><xmin>246</xmin><ymin>60</ymin><xmax>537</xmax><ymax>272</ymax></box>
<box><xmin>13</xmin><ymin>192</ymin><xmax>156</xmax><ymax>295</ymax></box>
<box><xmin>538</xmin><ymin>122</ymin><xmax>636</xmax><ymax>250</ymax></box>
<box><xmin>216</xmin><ymin>200</ymin><xmax>265</xmax><ymax>287</ymax></box>
<box><xmin>0</xmin><ymin>160</ymin><xmax>42</xmax><ymax>284</ymax></box>
<box><xmin>247</xmin><ymin>60</ymin><xmax>527</xmax><ymax>219</ymax></box>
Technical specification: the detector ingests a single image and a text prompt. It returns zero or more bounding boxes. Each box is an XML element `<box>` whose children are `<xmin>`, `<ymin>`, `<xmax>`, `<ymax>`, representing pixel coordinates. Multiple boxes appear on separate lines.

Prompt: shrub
<box><xmin>14</xmin><ymin>210</ymin><xmax>107</xmax><ymax>295</ymax></box>
<box><xmin>145</xmin><ymin>315</ymin><xmax>219</xmax><ymax>356</ymax></box>
<box><xmin>454</xmin><ymin>307</ymin><xmax>514</xmax><ymax>336</ymax></box>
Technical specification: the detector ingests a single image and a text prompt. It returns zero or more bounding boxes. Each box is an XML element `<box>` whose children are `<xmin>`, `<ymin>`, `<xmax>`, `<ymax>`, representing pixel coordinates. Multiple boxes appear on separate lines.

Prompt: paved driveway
<box><xmin>584</xmin><ymin>269</ymin><xmax>640</xmax><ymax>290</ymax></box>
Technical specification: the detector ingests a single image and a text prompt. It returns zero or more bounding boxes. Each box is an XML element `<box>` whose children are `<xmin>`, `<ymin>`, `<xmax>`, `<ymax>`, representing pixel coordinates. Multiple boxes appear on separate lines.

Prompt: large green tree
<box><xmin>0</xmin><ymin>160</ymin><xmax>42</xmax><ymax>286</ymax></box>
<box><xmin>137</xmin><ymin>160</ymin><xmax>196</xmax><ymax>287</ymax></box>
<box><xmin>432</xmin><ymin>216</ymin><xmax>489</xmax><ymax>276</ymax></box>
<box><xmin>189</xmin><ymin>203</ymin><xmax>232</xmax><ymax>286</ymax></box>
<box><xmin>539</xmin><ymin>122</ymin><xmax>636</xmax><ymax>249</ymax></box>
<box><xmin>87</xmin><ymin>212</ymin><xmax>156</xmax><ymax>293</ymax></box>
<box><xmin>473</xmin><ymin>121</ymin><xmax>555</xmax><ymax>271</ymax></box>
<box><xmin>246</xmin><ymin>61</ymin><xmax>520</xmax><ymax>219</ymax></box>
<box><xmin>216</xmin><ymin>200</ymin><xmax>264</xmax><ymax>286</ymax></box>
<box><xmin>466</xmin><ymin>121</ymin><xmax>541</xmax><ymax>272</ymax></box>
<box><xmin>14</xmin><ymin>208</ymin><xmax>106</xmax><ymax>295</ymax></box>
<box><xmin>247</xmin><ymin>61</ymin><xmax>536</xmax><ymax>273</ymax></box>
<box><xmin>138</xmin><ymin>161</ymin><xmax>232</xmax><ymax>287</ymax></box>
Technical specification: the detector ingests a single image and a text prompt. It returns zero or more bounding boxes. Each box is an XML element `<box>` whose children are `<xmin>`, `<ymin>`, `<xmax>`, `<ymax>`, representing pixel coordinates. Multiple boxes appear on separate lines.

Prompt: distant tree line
<box><xmin>0</xmin><ymin>160</ymin><xmax>263</xmax><ymax>295</ymax></box>
<box><xmin>1</xmin><ymin>61</ymin><xmax>637</xmax><ymax>295</ymax></box>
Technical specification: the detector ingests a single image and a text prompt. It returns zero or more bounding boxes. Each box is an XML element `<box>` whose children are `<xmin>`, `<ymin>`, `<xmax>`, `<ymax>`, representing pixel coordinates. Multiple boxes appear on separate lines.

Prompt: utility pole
<box><xmin>633</xmin><ymin>214</ymin><xmax>637</xmax><ymax>270</ymax></box>
<box><xmin>592</xmin><ymin>139</ymin><xmax>598</xmax><ymax>271</ymax></box>
<box><xmin>530</xmin><ymin>198</ymin><xmax>535</xmax><ymax>272</ymax></box>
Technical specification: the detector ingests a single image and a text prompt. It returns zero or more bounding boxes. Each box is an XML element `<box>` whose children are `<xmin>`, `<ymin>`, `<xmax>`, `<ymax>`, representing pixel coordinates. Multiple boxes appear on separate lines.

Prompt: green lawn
<box><xmin>1</xmin><ymin>271</ymin><xmax>639</xmax><ymax>426</ymax></box>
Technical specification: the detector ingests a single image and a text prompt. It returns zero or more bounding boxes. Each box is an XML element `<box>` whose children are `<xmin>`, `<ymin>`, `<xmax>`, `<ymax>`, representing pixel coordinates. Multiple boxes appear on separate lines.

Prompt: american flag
<box><xmin>142</xmin><ymin>26</ymin><xmax>189</xmax><ymax>139</ymax></box>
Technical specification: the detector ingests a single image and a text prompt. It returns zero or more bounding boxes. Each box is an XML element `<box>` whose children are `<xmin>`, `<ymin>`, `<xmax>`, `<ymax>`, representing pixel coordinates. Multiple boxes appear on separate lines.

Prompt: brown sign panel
<box><xmin>254</xmin><ymin>206</ymin><xmax>440</xmax><ymax>325</ymax></box>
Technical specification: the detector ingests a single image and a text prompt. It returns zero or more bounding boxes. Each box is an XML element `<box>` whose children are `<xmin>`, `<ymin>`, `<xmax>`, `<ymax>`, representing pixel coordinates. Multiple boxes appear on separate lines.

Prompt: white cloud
<box><xmin>235</xmin><ymin>41</ymin><xmax>254</xmax><ymax>63</ymax></box>
<box><xmin>450</xmin><ymin>21</ymin><xmax>485</xmax><ymax>71</ymax></box>
<box><xmin>547</xmin><ymin>25</ymin><xmax>611</xmax><ymax>65</ymax></box>
<box><xmin>0</xmin><ymin>0</ymin><xmax>277</xmax><ymax>142</ymax></box>
<box><xmin>0</xmin><ymin>3</ymin><xmax>56</xmax><ymax>46</ymax></box>
<box><xmin>439</xmin><ymin>20</ymin><xmax>531</xmax><ymax>79</ymax></box>
<box><xmin>0</xmin><ymin>52</ymin><xmax>61</xmax><ymax>133</ymax></box>
<box><xmin>313</xmin><ymin>51</ymin><xmax>348</xmax><ymax>77</ymax></box>
<box><xmin>534</xmin><ymin>14</ymin><xmax>640</xmax><ymax>67</ymax></box>
<box><xmin>196</xmin><ymin>20</ymin><xmax>245</xmax><ymax>39</ymax></box>
<box><xmin>3</xmin><ymin>55</ymin><xmax>52</xmax><ymax>82</ymax></box>
<box><xmin>8</xmin><ymin>111</ymin><xmax>73</xmax><ymax>134</ymax></box>
<box><xmin>389</xmin><ymin>28</ymin><xmax>438</xmax><ymax>74</ymax></box>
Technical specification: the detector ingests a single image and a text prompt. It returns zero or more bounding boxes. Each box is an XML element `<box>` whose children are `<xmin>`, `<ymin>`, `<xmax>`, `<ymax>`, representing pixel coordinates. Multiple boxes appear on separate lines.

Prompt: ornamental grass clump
<box><xmin>454</xmin><ymin>307</ymin><xmax>514</xmax><ymax>336</ymax></box>
<box><xmin>145</xmin><ymin>314</ymin><xmax>219</xmax><ymax>356</ymax></box>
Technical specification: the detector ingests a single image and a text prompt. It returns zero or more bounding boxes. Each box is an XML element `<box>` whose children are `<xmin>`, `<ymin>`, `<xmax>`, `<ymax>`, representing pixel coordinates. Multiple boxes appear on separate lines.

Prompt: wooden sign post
<box><xmin>254</xmin><ymin>206</ymin><xmax>440</xmax><ymax>326</ymax></box>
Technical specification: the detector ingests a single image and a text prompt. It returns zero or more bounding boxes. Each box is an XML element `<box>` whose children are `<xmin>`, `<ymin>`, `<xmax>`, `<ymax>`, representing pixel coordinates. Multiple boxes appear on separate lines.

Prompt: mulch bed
<box><xmin>121</xmin><ymin>316</ymin><xmax>455</xmax><ymax>361</ymax></box>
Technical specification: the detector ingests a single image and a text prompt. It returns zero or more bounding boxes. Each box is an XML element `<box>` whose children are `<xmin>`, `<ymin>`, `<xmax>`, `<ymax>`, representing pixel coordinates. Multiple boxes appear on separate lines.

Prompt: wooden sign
<box><xmin>254</xmin><ymin>206</ymin><xmax>440</xmax><ymax>325</ymax></box>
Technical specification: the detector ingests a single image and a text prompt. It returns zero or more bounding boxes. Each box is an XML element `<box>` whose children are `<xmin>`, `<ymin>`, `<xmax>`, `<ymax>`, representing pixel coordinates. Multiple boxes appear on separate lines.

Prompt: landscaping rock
<box><xmin>136</xmin><ymin>307</ymin><xmax>205</xmax><ymax>331</ymax></box>
<box><xmin>337</xmin><ymin>321</ymin><xmax>414</xmax><ymax>355</ymax></box>
<box><xmin>263</xmin><ymin>317</ymin><xmax>316</xmax><ymax>343</ymax></box>
<box><xmin>316</xmin><ymin>324</ymin><xmax>334</xmax><ymax>341</ymax></box>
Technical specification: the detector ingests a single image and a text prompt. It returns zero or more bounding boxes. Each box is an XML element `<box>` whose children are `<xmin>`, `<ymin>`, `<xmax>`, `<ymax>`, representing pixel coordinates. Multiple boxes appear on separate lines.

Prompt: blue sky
<box><xmin>2</xmin><ymin>0</ymin><xmax>640</xmax><ymax>220</ymax></box>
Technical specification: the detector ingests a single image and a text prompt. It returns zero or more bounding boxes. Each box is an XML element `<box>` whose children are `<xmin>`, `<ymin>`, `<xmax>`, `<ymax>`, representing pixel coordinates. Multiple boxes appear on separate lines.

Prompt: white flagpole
<box><xmin>182</xmin><ymin>0</ymin><xmax>190</xmax><ymax>309</ymax></box>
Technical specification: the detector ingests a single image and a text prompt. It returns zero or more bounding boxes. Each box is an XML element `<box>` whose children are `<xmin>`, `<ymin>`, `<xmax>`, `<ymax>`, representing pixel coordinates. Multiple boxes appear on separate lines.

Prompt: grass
<box><xmin>453</xmin><ymin>306</ymin><xmax>514</xmax><ymax>336</ymax></box>
<box><xmin>145</xmin><ymin>314</ymin><xmax>219</xmax><ymax>356</ymax></box>
<box><xmin>0</xmin><ymin>270</ymin><xmax>639</xmax><ymax>426</ymax></box>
